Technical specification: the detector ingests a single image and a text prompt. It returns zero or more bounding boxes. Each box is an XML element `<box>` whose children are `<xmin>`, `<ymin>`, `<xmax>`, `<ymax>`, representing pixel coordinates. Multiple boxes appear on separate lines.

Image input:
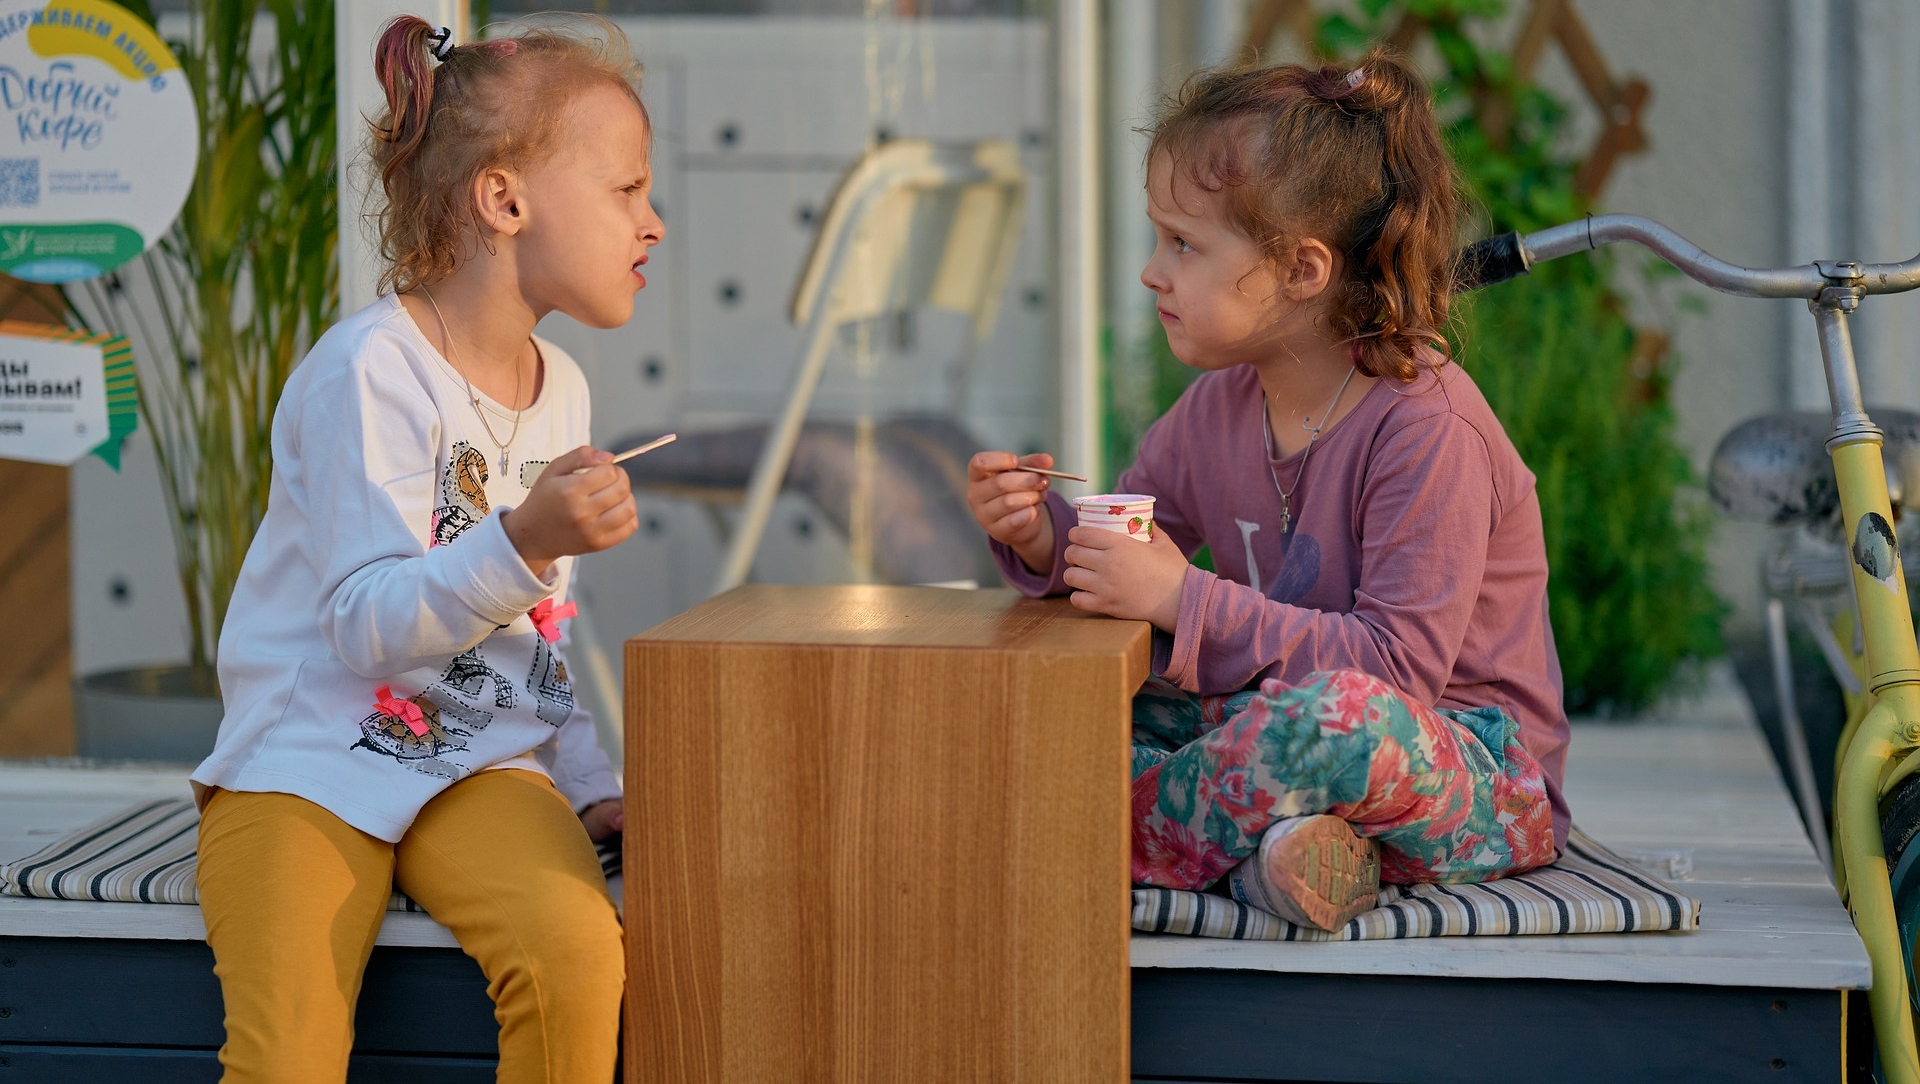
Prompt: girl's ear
<box><xmin>473</xmin><ymin>167</ymin><xmax>526</xmax><ymax>237</ymax></box>
<box><xmin>1279</xmin><ymin>237</ymin><xmax>1335</xmax><ymax>303</ymax></box>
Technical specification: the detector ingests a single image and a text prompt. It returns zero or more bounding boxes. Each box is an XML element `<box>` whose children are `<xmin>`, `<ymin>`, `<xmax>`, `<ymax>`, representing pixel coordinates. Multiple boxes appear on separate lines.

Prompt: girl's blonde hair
<box><xmin>1148</xmin><ymin>50</ymin><xmax>1463</xmax><ymax>382</ymax></box>
<box><xmin>366</xmin><ymin>16</ymin><xmax>647</xmax><ymax>296</ymax></box>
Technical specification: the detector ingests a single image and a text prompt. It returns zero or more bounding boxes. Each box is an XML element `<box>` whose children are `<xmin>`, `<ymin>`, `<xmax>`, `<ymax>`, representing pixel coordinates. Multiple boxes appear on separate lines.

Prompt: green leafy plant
<box><xmin>1105</xmin><ymin>0</ymin><xmax>1724</xmax><ymax>712</ymax></box>
<box><xmin>72</xmin><ymin>0</ymin><xmax>338</xmax><ymax>674</ymax></box>
<box><xmin>1456</xmin><ymin>257</ymin><xmax>1723</xmax><ymax>712</ymax></box>
<box><xmin>1396</xmin><ymin>0</ymin><xmax>1727</xmax><ymax>712</ymax></box>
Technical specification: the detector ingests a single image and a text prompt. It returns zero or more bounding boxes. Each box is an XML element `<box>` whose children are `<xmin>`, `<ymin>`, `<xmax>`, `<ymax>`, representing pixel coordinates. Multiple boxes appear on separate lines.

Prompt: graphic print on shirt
<box><xmin>427</xmin><ymin>646</ymin><xmax>519</xmax><ymax>731</ymax></box>
<box><xmin>1235</xmin><ymin>519</ymin><xmax>1264</xmax><ymax>594</ymax></box>
<box><xmin>430</xmin><ymin>443</ymin><xmax>491</xmax><ymax>547</ymax></box>
<box><xmin>527</xmin><ymin>635</ymin><xmax>575</xmax><ymax>728</ymax></box>
<box><xmin>352</xmin><ymin>691</ymin><xmax>470</xmax><ymax>780</ymax></box>
<box><xmin>1238</xmin><ymin>516</ymin><xmax>1322</xmax><ymax>604</ymax></box>
<box><xmin>1268</xmin><ymin>533</ymin><xmax>1321</xmax><ymax>604</ymax></box>
<box><xmin>354</xmin><ymin>441</ymin><xmax>510</xmax><ymax>778</ymax></box>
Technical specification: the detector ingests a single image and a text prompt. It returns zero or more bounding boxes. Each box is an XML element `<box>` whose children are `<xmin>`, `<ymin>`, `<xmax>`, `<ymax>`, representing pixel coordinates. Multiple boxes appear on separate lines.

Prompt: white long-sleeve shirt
<box><xmin>192</xmin><ymin>295</ymin><xmax>622</xmax><ymax>842</ymax></box>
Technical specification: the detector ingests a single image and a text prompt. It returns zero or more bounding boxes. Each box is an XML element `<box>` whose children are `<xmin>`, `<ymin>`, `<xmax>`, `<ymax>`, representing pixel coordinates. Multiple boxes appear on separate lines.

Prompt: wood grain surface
<box><xmin>625</xmin><ymin>585</ymin><xmax>1150</xmax><ymax>1083</ymax></box>
<box><xmin>0</xmin><ymin>460</ymin><xmax>71</xmax><ymax>755</ymax></box>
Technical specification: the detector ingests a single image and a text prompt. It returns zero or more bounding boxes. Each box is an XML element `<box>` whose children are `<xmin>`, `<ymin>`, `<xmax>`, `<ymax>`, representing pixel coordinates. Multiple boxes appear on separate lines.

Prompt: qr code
<box><xmin>0</xmin><ymin>159</ymin><xmax>39</xmax><ymax>208</ymax></box>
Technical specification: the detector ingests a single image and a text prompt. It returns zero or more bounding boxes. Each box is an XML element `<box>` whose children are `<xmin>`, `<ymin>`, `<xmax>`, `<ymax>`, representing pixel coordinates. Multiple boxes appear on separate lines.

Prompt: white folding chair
<box><xmin>710</xmin><ymin>139</ymin><xmax>1027</xmax><ymax>596</ymax></box>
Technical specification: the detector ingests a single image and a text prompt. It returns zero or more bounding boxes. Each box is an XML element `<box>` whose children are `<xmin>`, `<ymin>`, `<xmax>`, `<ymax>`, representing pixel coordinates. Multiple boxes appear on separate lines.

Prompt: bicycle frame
<box><xmin>1465</xmin><ymin>214</ymin><xmax>1920</xmax><ymax>1080</ymax></box>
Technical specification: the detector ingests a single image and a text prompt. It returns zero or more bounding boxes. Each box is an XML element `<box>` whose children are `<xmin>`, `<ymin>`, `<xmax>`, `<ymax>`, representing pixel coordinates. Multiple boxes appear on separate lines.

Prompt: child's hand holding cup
<box><xmin>1070</xmin><ymin>494</ymin><xmax>1156</xmax><ymax>543</ymax></box>
<box><xmin>1063</xmin><ymin>493</ymin><xmax>1185</xmax><ymax>631</ymax></box>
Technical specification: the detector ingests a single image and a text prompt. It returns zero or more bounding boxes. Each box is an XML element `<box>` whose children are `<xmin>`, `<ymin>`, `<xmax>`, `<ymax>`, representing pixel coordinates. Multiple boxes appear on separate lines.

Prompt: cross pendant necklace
<box><xmin>422</xmin><ymin>287</ymin><xmax>522</xmax><ymax>478</ymax></box>
<box><xmin>1263</xmin><ymin>364</ymin><xmax>1358</xmax><ymax>534</ymax></box>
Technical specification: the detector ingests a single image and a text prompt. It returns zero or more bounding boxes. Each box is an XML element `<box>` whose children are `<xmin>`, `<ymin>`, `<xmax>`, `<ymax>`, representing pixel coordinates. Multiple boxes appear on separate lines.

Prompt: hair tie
<box><xmin>427</xmin><ymin>25</ymin><xmax>455</xmax><ymax>62</ymax></box>
<box><xmin>1345</xmin><ymin>67</ymin><xmax>1367</xmax><ymax>89</ymax></box>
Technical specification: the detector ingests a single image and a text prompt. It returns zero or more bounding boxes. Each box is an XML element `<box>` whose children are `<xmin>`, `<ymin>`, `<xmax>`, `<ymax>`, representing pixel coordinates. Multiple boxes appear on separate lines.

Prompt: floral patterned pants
<box><xmin>1131</xmin><ymin>669</ymin><xmax>1556</xmax><ymax>889</ymax></box>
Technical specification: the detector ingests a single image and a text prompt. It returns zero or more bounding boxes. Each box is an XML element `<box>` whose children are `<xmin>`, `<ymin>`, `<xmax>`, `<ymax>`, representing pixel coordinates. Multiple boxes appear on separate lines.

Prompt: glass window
<box><xmin>489</xmin><ymin>1</ymin><xmax>1066</xmax><ymax>642</ymax></box>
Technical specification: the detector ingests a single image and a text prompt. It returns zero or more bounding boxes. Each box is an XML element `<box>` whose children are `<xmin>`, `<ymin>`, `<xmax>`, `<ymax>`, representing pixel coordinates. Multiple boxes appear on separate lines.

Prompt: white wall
<box><xmin>534</xmin><ymin>17</ymin><xmax>1058</xmax><ymax>648</ymax></box>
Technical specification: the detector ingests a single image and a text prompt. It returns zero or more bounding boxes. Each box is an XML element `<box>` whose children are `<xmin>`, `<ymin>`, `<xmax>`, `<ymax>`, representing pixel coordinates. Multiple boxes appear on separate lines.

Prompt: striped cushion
<box><xmin>0</xmin><ymin>798</ymin><xmax>621</xmax><ymax>913</ymax></box>
<box><xmin>8</xmin><ymin>803</ymin><xmax>1692</xmax><ymax>940</ymax></box>
<box><xmin>1130</xmin><ymin>828</ymin><xmax>1700</xmax><ymax>940</ymax></box>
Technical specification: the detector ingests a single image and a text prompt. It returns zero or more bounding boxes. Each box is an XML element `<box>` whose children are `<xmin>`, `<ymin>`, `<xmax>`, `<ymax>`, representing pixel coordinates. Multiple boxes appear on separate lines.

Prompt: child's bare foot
<box><xmin>1225</xmin><ymin>814</ymin><xmax>1380</xmax><ymax>931</ymax></box>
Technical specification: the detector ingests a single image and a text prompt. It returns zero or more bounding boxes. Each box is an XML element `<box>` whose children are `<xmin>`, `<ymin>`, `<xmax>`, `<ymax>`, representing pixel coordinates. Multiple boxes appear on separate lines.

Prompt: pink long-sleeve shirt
<box><xmin>994</xmin><ymin>361</ymin><xmax>1572</xmax><ymax>850</ymax></box>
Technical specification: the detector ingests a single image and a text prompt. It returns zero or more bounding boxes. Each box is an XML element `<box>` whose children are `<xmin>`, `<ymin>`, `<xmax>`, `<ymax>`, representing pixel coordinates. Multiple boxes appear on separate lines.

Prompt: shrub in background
<box><xmin>1455</xmin><ymin>256</ymin><xmax>1723</xmax><ymax>713</ymax></box>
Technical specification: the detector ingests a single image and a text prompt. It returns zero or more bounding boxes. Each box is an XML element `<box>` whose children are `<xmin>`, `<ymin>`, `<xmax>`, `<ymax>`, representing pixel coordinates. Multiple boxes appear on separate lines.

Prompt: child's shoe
<box><xmin>1224</xmin><ymin>814</ymin><xmax>1381</xmax><ymax>931</ymax></box>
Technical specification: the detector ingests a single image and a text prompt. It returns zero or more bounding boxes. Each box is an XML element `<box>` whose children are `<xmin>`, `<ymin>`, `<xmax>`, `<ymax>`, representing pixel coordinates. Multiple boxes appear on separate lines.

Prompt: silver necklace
<box><xmin>421</xmin><ymin>286</ymin><xmax>523</xmax><ymax>474</ymax></box>
<box><xmin>1262</xmin><ymin>364</ymin><xmax>1358</xmax><ymax>534</ymax></box>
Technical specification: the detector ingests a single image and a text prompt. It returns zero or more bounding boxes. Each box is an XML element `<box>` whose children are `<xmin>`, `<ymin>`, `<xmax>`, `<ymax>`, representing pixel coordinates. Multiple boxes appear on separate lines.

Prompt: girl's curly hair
<box><xmin>1148</xmin><ymin>50</ymin><xmax>1463</xmax><ymax>381</ymax></box>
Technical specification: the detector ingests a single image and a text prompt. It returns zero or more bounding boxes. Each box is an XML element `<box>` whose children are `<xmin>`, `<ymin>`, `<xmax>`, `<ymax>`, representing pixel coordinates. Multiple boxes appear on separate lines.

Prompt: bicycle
<box><xmin>1459</xmin><ymin>215</ymin><xmax>1920</xmax><ymax>1080</ymax></box>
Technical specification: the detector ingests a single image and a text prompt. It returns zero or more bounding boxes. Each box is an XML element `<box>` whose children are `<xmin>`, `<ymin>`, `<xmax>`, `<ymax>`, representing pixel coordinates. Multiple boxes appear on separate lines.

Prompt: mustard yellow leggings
<box><xmin>196</xmin><ymin>769</ymin><xmax>624</xmax><ymax>1083</ymax></box>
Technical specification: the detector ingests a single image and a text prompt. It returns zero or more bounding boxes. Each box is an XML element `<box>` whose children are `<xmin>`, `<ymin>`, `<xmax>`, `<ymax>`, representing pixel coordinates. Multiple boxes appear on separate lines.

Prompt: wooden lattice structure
<box><xmin>1238</xmin><ymin>0</ymin><xmax>1650</xmax><ymax>201</ymax></box>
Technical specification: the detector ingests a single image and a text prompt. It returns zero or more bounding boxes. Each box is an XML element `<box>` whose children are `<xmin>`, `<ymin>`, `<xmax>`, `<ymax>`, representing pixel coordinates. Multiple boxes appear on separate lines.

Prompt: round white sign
<box><xmin>0</xmin><ymin>0</ymin><xmax>196</xmax><ymax>283</ymax></box>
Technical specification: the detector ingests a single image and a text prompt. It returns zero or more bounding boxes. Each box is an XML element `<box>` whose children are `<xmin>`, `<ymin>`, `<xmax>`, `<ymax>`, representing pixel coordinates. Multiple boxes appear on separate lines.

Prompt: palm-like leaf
<box><xmin>68</xmin><ymin>0</ymin><xmax>338</xmax><ymax>673</ymax></box>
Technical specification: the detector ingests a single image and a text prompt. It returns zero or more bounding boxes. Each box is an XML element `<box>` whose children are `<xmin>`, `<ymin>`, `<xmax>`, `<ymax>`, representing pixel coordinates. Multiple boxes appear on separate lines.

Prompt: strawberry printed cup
<box><xmin>1072</xmin><ymin>494</ymin><xmax>1156</xmax><ymax>542</ymax></box>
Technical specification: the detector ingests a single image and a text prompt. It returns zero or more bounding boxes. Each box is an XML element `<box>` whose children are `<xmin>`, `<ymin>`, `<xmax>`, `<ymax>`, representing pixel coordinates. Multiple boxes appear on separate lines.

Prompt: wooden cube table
<box><xmin>624</xmin><ymin>584</ymin><xmax>1151</xmax><ymax>1083</ymax></box>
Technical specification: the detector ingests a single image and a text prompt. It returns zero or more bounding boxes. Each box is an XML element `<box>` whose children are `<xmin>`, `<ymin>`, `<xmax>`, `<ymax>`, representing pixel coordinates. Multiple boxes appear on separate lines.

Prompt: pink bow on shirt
<box><xmin>530</xmin><ymin>599</ymin><xmax>577</xmax><ymax>643</ymax></box>
<box><xmin>374</xmin><ymin>685</ymin><xmax>429</xmax><ymax>737</ymax></box>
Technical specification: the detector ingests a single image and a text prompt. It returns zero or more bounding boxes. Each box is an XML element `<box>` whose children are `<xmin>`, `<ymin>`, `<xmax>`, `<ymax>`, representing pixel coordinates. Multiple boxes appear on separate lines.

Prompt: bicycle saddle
<box><xmin>1709</xmin><ymin>409</ymin><xmax>1920</xmax><ymax>525</ymax></box>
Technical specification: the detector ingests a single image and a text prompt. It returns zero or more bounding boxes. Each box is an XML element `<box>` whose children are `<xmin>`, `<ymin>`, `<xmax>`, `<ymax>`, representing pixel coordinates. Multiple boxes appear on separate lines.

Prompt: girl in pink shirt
<box><xmin>969</xmin><ymin>52</ymin><xmax>1566</xmax><ymax>932</ymax></box>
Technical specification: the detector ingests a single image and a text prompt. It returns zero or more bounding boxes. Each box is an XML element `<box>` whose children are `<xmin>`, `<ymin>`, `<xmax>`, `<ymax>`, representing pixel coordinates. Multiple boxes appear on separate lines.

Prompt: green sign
<box><xmin>0</xmin><ymin>1</ymin><xmax>198</xmax><ymax>283</ymax></box>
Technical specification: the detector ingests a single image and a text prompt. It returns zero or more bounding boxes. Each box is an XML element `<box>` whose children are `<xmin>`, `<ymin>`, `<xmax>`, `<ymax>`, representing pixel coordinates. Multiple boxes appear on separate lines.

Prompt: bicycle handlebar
<box><xmin>1453</xmin><ymin>231</ymin><xmax>1532</xmax><ymax>291</ymax></box>
<box><xmin>1455</xmin><ymin>213</ymin><xmax>1920</xmax><ymax>299</ymax></box>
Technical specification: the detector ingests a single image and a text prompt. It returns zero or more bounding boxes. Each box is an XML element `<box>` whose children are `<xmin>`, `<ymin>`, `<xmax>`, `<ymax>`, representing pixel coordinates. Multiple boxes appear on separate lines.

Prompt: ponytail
<box><xmin>370</xmin><ymin>17</ymin><xmax>438</xmax><ymax>194</ymax></box>
<box><xmin>1148</xmin><ymin>50</ymin><xmax>1463</xmax><ymax>381</ymax></box>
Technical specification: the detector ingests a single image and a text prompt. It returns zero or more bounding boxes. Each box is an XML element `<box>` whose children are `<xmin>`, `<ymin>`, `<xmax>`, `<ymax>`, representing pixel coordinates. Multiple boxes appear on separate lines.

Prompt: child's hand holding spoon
<box><xmin>506</xmin><ymin>435</ymin><xmax>676</xmax><ymax>577</ymax></box>
<box><xmin>1010</xmin><ymin>464</ymin><xmax>1087</xmax><ymax>483</ymax></box>
<box><xmin>965</xmin><ymin>451</ymin><xmax>1083</xmax><ymax>576</ymax></box>
<box><xmin>572</xmin><ymin>432</ymin><xmax>677</xmax><ymax>473</ymax></box>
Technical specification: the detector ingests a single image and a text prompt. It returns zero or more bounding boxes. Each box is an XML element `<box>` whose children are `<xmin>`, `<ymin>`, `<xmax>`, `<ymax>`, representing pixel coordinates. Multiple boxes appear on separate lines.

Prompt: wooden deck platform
<box><xmin>0</xmin><ymin>666</ymin><xmax>1870</xmax><ymax>1082</ymax></box>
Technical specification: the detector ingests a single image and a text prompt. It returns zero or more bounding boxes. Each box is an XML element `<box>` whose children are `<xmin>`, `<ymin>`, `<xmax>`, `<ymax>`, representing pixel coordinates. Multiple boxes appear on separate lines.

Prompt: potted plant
<box><xmin>66</xmin><ymin>0</ymin><xmax>336</xmax><ymax>760</ymax></box>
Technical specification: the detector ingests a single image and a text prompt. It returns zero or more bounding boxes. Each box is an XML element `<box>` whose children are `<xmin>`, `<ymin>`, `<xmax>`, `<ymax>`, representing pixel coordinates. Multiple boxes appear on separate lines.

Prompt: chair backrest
<box><xmin>788</xmin><ymin>139</ymin><xmax>1026</xmax><ymax>343</ymax></box>
<box><xmin>705</xmin><ymin>139</ymin><xmax>1029</xmax><ymax>598</ymax></box>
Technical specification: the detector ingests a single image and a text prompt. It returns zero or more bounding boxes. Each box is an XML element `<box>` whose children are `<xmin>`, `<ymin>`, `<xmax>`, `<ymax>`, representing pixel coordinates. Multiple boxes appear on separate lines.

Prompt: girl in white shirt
<box><xmin>190</xmin><ymin>16</ymin><xmax>659</xmax><ymax>1083</ymax></box>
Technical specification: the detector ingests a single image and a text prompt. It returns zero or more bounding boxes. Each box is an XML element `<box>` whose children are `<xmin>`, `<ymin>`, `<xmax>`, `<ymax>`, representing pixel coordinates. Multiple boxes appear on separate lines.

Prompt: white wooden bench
<box><xmin>0</xmin><ymin>666</ymin><xmax>1868</xmax><ymax>1082</ymax></box>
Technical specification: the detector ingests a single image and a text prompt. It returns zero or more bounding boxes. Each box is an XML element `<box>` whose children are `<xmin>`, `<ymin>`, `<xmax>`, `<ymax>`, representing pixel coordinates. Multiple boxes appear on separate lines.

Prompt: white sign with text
<box><xmin>0</xmin><ymin>330</ymin><xmax>107</xmax><ymax>463</ymax></box>
<box><xmin>0</xmin><ymin>0</ymin><xmax>196</xmax><ymax>282</ymax></box>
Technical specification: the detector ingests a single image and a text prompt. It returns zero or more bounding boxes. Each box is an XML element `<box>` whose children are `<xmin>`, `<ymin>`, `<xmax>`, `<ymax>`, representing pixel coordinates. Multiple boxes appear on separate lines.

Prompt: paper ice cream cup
<box><xmin>1073</xmin><ymin>494</ymin><xmax>1156</xmax><ymax>542</ymax></box>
